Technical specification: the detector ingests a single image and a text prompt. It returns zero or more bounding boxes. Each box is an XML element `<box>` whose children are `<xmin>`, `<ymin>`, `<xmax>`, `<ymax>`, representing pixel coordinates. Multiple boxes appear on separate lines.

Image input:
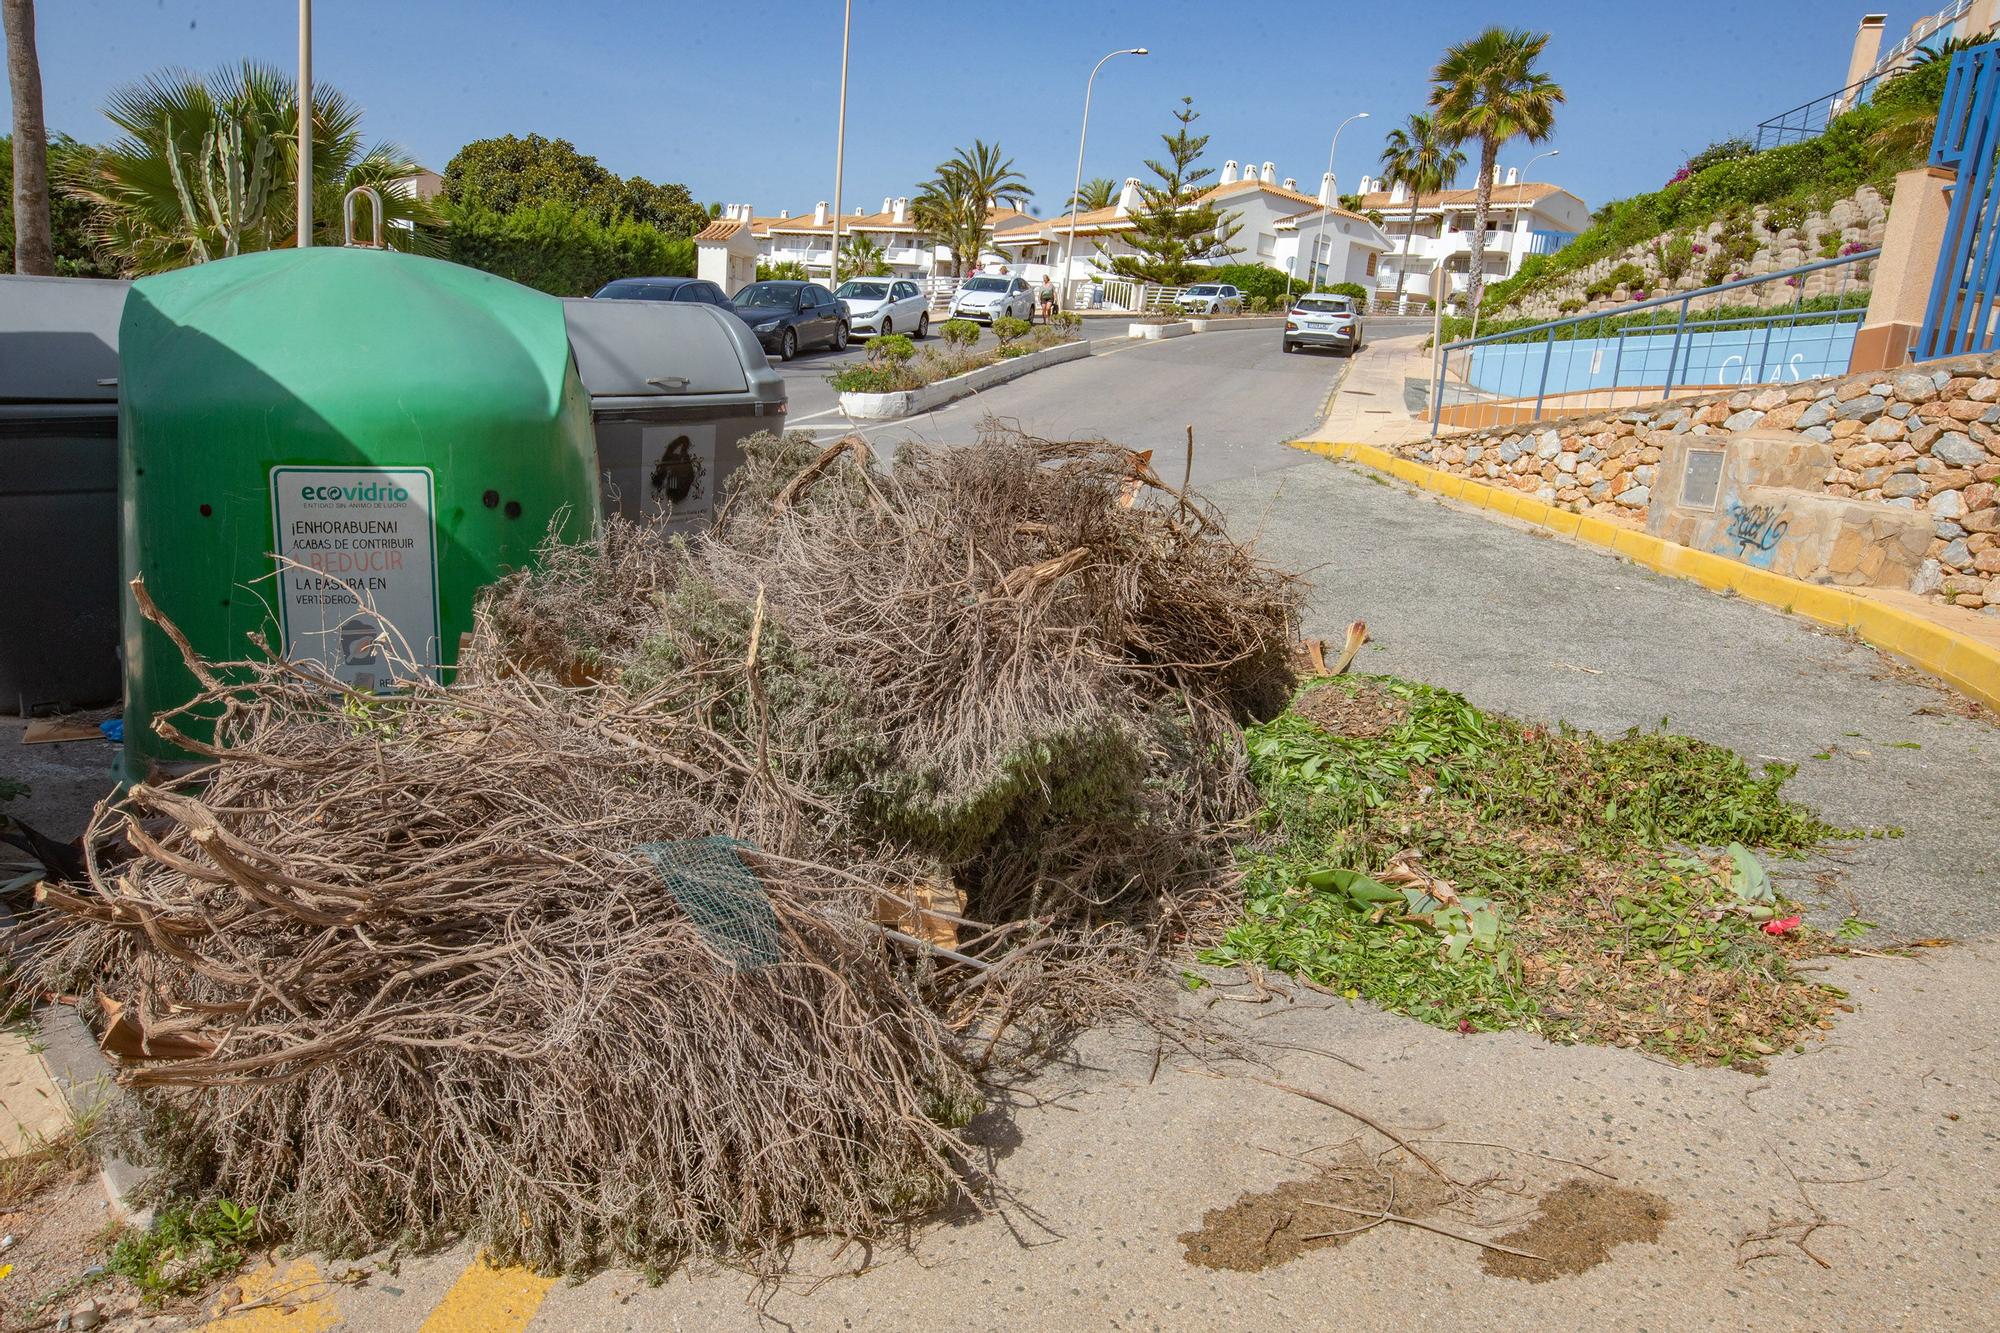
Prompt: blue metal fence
<box><xmin>1917</xmin><ymin>38</ymin><xmax>2000</xmax><ymax>360</ymax></box>
<box><xmin>1430</xmin><ymin>249</ymin><xmax>1879</xmax><ymax>435</ymax></box>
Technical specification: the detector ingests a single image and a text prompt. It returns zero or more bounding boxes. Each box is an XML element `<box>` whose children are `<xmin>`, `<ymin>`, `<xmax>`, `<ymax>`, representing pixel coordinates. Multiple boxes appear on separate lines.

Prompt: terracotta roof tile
<box><xmin>693</xmin><ymin>218</ymin><xmax>744</xmax><ymax>242</ymax></box>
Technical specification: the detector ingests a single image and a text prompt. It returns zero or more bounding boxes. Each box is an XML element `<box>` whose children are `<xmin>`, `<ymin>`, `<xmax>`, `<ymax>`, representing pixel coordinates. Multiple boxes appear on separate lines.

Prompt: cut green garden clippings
<box><xmin>1206</xmin><ymin>674</ymin><xmax>1857</xmax><ymax>1068</ymax></box>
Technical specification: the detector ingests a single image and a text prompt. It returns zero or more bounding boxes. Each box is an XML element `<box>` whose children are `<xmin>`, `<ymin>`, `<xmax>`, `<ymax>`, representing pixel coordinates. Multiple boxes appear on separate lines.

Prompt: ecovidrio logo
<box><xmin>299</xmin><ymin>481</ymin><xmax>411</xmax><ymax>502</ymax></box>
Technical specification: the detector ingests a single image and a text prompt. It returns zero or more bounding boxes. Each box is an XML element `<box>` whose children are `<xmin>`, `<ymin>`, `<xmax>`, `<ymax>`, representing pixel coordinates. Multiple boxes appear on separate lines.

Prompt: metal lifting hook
<box><xmin>342</xmin><ymin>185</ymin><xmax>386</xmax><ymax>249</ymax></box>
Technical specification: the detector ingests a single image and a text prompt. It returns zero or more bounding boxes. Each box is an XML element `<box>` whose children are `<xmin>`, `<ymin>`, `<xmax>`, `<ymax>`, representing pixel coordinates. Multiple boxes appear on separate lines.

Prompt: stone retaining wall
<box><xmin>1401</xmin><ymin>353</ymin><xmax>2000</xmax><ymax>611</ymax></box>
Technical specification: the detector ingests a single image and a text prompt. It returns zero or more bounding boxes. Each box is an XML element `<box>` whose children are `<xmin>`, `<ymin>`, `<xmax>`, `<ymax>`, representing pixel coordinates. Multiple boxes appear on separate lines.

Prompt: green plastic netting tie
<box><xmin>635</xmin><ymin>835</ymin><xmax>781</xmax><ymax>969</ymax></box>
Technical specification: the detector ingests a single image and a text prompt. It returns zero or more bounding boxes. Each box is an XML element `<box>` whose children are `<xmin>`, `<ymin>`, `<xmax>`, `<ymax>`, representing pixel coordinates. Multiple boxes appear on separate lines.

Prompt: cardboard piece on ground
<box><xmin>21</xmin><ymin>718</ymin><xmax>103</xmax><ymax>744</ymax></box>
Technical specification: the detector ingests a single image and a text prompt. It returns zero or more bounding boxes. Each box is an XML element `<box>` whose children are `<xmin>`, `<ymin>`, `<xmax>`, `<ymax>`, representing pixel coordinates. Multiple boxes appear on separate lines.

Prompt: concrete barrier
<box><xmin>1186</xmin><ymin>315</ymin><xmax>1287</xmax><ymax>333</ymax></box>
<box><xmin>1129</xmin><ymin>321</ymin><xmax>1194</xmax><ymax>340</ymax></box>
<box><xmin>836</xmin><ymin>339</ymin><xmax>1091</xmax><ymax>421</ymax></box>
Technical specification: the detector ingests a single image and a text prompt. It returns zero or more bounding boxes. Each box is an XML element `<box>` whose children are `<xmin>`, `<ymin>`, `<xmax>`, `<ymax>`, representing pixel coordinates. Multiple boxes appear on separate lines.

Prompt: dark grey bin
<box><xmin>0</xmin><ymin>276</ymin><xmax>131</xmax><ymax>714</ymax></box>
<box><xmin>563</xmin><ymin>298</ymin><xmax>787</xmax><ymax>529</ymax></box>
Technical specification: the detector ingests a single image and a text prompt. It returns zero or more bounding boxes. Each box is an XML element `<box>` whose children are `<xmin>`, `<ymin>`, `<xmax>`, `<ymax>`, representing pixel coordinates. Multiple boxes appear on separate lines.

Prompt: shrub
<box><xmin>1248</xmin><ymin>295</ymin><xmax>1270</xmax><ymax>313</ymax></box>
<box><xmin>871</xmin><ymin>333</ymin><xmax>916</xmax><ymax>364</ymax></box>
<box><xmin>757</xmin><ymin>260</ymin><xmax>809</xmax><ymax>281</ymax></box>
<box><xmin>443</xmin><ymin>199</ymin><xmax>693</xmax><ymax>296</ymax></box>
<box><xmin>828</xmin><ymin>362</ymin><xmax>918</xmax><ymax>394</ymax></box>
<box><xmin>1654</xmin><ymin>234</ymin><xmax>1695</xmax><ymax>283</ymax></box>
<box><xmin>1557</xmin><ymin>298</ymin><xmax>1582</xmax><ymax>314</ymax></box>
<box><xmin>1053</xmin><ymin>311</ymin><xmax>1082</xmax><ymax>332</ymax></box>
<box><xmin>1207</xmin><ymin>263</ymin><xmax>1298</xmax><ymax>306</ymax></box>
<box><xmin>992</xmin><ymin>316</ymin><xmax>1031</xmax><ymax>345</ymax></box>
<box><xmin>941</xmin><ymin>318</ymin><xmax>979</xmax><ymax>347</ymax></box>
<box><xmin>1328</xmin><ymin>282</ymin><xmax>1368</xmax><ymax>303</ymax></box>
<box><xmin>1818</xmin><ymin>229</ymin><xmax>1844</xmax><ymax>259</ymax></box>
<box><xmin>996</xmin><ymin>345</ymin><xmax>1029</xmax><ymax>358</ymax></box>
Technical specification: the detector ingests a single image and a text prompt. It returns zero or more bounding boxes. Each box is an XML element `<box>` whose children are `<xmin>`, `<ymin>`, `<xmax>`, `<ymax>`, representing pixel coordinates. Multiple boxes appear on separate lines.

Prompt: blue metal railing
<box><xmin>1917</xmin><ymin>38</ymin><xmax>2000</xmax><ymax>360</ymax></box>
<box><xmin>1429</xmin><ymin>248</ymin><xmax>1879</xmax><ymax>435</ymax></box>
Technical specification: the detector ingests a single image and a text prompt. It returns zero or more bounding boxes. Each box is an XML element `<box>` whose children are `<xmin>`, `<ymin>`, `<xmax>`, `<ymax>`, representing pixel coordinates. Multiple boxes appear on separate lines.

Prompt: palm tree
<box><xmin>1430</xmin><ymin>27</ymin><xmax>1564</xmax><ymax>309</ymax></box>
<box><xmin>1377</xmin><ymin>113</ymin><xmax>1465</xmax><ymax>306</ymax></box>
<box><xmin>839</xmin><ymin>231</ymin><xmax>890</xmax><ymax>278</ymax></box>
<box><xmin>1067</xmin><ymin>176</ymin><xmax>1116</xmax><ymax>212</ymax></box>
<box><xmin>64</xmin><ymin>62</ymin><xmax>436</xmax><ymax>275</ymax></box>
<box><xmin>4</xmin><ymin>0</ymin><xmax>53</xmax><ymax>274</ymax></box>
<box><xmin>912</xmin><ymin>139</ymin><xmax>1030</xmax><ymax>276</ymax></box>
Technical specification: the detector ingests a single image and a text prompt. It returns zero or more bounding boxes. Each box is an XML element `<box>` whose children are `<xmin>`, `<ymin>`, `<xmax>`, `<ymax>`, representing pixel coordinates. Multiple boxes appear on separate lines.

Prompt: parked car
<box><xmin>592</xmin><ymin>276</ymin><xmax>734</xmax><ymax>308</ymax></box>
<box><xmin>1283</xmin><ymin>293</ymin><xmax>1365</xmax><ymax>355</ymax></box>
<box><xmin>1175</xmin><ymin>283</ymin><xmax>1243</xmax><ymax>315</ymax></box>
<box><xmin>729</xmin><ymin>280</ymin><xmax>850</xmax><ymax>361</ymax></box>
<box><xmin>949</xmin><ymin>274</ymin><xmax>1034</xmax><ymax>324</ymax></box>
<box><xmin>837</xmin><ymin>277</ymin><xmax>930</xmax><ymax>339</ymax></box>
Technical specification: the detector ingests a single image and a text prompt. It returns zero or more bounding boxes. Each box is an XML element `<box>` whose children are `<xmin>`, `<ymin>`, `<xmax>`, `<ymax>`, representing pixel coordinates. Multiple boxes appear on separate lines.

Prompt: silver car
<box><xmin>1175</xmin><ymin>282</ymin><xmax>1243</xmax><ymax>315</ymax></box>
<box><xmin>837</xmin><ymin>277</ymin><xmax>930</xmax><ymax>339</ymax></box>
<box><xmin>1283</xmin><ymin>293</ymin><xmax>1365</xmax><ymax>355</ymax></box>
<box><xmin>949</xmin><ymin>274</ymin><xmax>1034</xmax><ymax>323</ymax></box>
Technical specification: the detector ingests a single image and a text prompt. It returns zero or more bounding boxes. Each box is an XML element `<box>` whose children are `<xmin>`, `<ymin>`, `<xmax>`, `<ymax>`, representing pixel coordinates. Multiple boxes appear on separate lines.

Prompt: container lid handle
<box><xmin>343</xmin><ymin>186</ymin><xmax>386</xmax><ymax>249</ymax></box>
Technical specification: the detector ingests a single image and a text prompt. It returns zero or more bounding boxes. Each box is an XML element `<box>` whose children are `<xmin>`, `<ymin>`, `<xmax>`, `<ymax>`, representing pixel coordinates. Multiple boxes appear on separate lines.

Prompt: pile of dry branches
<box><xmin>30</xmin><ymin>423</ymin><xmax>1300</xmax><ymax>1273</ymax></box>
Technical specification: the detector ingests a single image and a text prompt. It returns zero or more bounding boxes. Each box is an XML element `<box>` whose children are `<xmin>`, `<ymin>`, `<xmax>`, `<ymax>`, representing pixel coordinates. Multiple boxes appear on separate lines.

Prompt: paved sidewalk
<box><xmin>1303</xmin><ymin>331</ymin><xmax>1433</xmax><ymax>449</ymax></box>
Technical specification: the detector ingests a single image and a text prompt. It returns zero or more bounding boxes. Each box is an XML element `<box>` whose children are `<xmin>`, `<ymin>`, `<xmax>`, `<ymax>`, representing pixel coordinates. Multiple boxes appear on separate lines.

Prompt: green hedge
<box><xmin>1483</xmin><ymin>59</ymin><xmax>1948</xmax><ymax>314</ymax></box>
<box><xmin>442</xmin><ymin>199</ymin><xmax>694</xmax><ymax>296</ymax></box>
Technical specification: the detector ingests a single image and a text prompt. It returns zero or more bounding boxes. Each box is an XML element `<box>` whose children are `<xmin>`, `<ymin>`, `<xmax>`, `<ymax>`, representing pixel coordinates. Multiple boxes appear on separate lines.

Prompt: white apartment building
<box><xmin>702</xmin><ymin>159</ymin><xmax>1393</xmax><ymax>297</ymax></box>
<box><xmin>1353</xmin><ymin>165</ymin><xmax>1588</xmax><ymax>305</ymax></box>
<box><xmin>1012</xmin><ymin>160</ymin><xmax>1392</xmax><ymax>298</ymax></box>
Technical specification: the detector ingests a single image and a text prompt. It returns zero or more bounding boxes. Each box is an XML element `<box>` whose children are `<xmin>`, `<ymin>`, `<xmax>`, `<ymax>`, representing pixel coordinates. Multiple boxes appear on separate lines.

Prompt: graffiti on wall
<box><xmin>1714</xmin><ymin>496</ymin><xmax>1790</xmax><ymax>568</ymax></box>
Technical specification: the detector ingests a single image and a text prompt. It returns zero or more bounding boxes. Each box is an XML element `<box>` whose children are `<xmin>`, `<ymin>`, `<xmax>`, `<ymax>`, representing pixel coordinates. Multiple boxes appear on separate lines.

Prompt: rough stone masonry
<box><xmin>1403</xmin><ymin>354</ymin><xmax>2000</xmax><ymax>612</ymax></box>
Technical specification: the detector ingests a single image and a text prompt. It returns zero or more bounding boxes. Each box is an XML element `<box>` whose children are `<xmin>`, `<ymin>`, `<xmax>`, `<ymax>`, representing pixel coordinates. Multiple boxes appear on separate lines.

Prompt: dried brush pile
<box><xmin>31</xmin><ymin>424</ymin><xmax>1300</xmax><ymax>1273</ymax></box>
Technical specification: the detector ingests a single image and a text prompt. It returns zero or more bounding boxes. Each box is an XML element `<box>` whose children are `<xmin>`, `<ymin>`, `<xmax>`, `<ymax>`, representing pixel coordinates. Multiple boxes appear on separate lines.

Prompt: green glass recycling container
<box><xmin>118</xmin><ymin>247</ymin><xmax>597</xmax><ymax>783</ymax></box>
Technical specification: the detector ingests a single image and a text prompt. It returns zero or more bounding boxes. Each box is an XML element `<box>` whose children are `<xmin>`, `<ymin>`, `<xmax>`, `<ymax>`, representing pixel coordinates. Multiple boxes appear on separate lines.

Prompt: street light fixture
<box><xmin>830</xmin><ymin>0</ymin><xmax>853</xmax><ymax>287</ymax></box>
<box><xmin>1304</xmin><ymin>111</ymin><xmax>1368</xmax><ymax>294</ymax></box>
<box><xmin>1062</xmin><ymin>46</ymin><xmax>1148</xmax><ymax>307</ymax></box>
<box><xmin>1469</xmin><ymin>149</ymin><xmax>1557</xmax><ymax>343</ymax></box>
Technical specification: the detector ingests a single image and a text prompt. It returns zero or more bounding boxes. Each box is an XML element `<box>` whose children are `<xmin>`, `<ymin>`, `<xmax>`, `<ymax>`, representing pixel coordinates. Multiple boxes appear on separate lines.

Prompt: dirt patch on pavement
<box><xmin>0</xmin><ymin>1174</ymin><xmax>123</xmax><ymax>1326</ymax></box>
<box><xmin>1292</xmin><ymin>681</ymin><xmax>1406</xmax><ymax>739</ymax></box>
<box><xmin>1481</xmin><ymin>1179</ymin><xmax>1671</xmax><ymax>1282</ymax></box>
<box><xmin>1179</xmin><ymin>1156</ymin><xmax>1456</xmax><ymax>1272</ymax></box>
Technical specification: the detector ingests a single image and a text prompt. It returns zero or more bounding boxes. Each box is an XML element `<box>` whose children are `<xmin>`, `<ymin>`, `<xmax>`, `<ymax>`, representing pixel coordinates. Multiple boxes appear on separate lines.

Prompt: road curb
<box><xmin>837</xmin><ymin>339</ymin><xmax>1091</xmax><ymax>421</ymax></box>
<box><xmin>1288</xmin><ymin>438</ymin><xmax>2000</xmax><ymax>713</ymax></box>
<box><xmin>36</xmin><ymin>1001</ymin><xmax>154</xmax><ymax>1221</ymax></box>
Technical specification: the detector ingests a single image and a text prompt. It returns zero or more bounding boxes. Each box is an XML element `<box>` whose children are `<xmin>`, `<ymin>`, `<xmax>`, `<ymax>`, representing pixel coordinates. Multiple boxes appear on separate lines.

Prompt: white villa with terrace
<box><xmin>694</xmin><ymin>159</ymin><xmax>1396</xmax><ymax>303</ymax></box>
<box><xmin>1354</xmin><ymin>165</ymin><xmax>1589</xmax><ymax>306</ymax></box>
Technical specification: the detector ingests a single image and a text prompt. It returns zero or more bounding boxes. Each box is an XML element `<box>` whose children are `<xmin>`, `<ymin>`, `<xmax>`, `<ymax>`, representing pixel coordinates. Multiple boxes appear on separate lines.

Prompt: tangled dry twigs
<box><xmin>26</xmin><ymin>424</ymin><xmax>1302</xmax><ymax>1274</ymax></box>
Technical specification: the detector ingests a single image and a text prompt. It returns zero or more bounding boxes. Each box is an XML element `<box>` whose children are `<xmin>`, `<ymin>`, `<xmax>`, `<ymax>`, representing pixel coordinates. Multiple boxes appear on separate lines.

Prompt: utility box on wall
<box><xmin>1649</xmin><ymin>429</ymin><xmax>1931</xmax><ymax>589</ymax></box>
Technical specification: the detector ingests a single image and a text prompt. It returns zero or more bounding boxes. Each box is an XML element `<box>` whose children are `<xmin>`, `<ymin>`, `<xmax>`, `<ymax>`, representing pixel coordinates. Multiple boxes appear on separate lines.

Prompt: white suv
<box><xmin>949</xmin><ymin>275</ymin><xmax>1034</xmax><ymax>323</ymax></box>
<box><xmin>1283</xmin><ymin>293</ymin><xmax>1365</xmax><ymax>355</ymax></box>
<box><xmin>1175</xmin><ymin>283</ymin><xmax>1243</xmax><ymax>315</ymax></box>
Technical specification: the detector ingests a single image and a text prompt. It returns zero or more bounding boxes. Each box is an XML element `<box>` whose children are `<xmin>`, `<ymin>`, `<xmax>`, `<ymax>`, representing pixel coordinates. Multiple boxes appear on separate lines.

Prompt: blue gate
<box><xmin>1918</xmin><ymin>38</ymin><xmax>2000</xmax><ymax>360</ymax></box>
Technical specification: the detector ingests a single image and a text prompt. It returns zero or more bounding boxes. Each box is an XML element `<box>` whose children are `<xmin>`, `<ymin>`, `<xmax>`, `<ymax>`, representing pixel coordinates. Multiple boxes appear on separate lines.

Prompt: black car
<box><xmin>729</xmin><ymin>280</ymin><xmax>849</xmax><ymax>361</ymax></box>
<box><xmin>592</xmin><ymin>276</ymin><xmax>733</xmax><ymax>306</ymax></box>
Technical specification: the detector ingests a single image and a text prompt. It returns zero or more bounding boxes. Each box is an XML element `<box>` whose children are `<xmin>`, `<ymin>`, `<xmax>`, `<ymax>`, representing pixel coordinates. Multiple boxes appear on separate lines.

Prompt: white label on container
<box><xmin>269</xmin><ymin>466</ymin><xmax>441</xmax><ymax>689</ymax></box>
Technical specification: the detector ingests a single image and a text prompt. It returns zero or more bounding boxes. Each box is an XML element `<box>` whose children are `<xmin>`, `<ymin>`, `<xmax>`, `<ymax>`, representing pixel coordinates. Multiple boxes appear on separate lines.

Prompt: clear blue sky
<box><xmin>1</xmin><ymin>2</ymin><xmax>1959</xmax><ymax>216</ymax></box>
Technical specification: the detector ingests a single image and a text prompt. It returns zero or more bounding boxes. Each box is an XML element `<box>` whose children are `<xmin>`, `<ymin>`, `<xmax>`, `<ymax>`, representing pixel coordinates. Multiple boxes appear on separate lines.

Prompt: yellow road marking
<box><xmin>417</xmin><ymin>1253</ymin><xmax>556</xmax><ymax>1333</ymax></box>
<box><xmin>197</xmin><ymin>1257</ymin><xmax>339</xmax><ymax>1331</ymax></box>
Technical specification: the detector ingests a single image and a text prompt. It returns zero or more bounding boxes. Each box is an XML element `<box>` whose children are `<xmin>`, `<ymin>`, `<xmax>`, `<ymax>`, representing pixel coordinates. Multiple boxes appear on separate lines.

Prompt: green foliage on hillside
<box><xmin>441</xmin><ymin>199</ymin><xmax>694</xmax><ymax>296</ymax></box>
<box><xmin>1485</xmin><ymin>59</ymin><xmax>1950</xmax><ymax>314</ymax></box>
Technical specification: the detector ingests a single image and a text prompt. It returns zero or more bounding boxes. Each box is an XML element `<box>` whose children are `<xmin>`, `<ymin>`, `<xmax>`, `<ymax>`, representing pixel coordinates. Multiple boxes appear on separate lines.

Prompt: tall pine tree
<box><xmin>1104</xmin><ymin>98</ymin><xmax>1240</xmax><ymax>286</ymax></box>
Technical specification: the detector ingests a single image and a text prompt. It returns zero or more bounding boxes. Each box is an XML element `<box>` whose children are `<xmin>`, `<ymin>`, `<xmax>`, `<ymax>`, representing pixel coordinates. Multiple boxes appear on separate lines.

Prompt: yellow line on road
<box><xmin>417</xmin><ymin>1253</ymin><xmax>556</xmax><ymax>1333</ymax></box>
<box><xmin>196</xmin><ymin>1258</ymin><xmax>339</xmax><ymax>1331</ymax></box>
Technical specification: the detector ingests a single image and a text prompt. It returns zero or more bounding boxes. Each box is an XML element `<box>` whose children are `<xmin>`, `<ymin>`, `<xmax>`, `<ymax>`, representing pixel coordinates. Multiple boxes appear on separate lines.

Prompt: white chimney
<box><xmin>1390</xmin><ymin>180</ymin><xmax>1407</xmax><ymax>205</ymax></box>
<box><xmin>1505</xmin><ymin>166</ymin><xmax>1519</xmax><ymax>186</ymax></box>
<box><xmin>1116</xmin><ymin>177</ymin><xmax>1143</xmax><ymax>216</ymax></box>
<box><xmin>779</xmin><ymin>208</ymin><xmax>790</xmax><ymax>219</ymax></box>
<box><xmin>892</xmin><ymin>196</ymin><xmax>908</xmax><ymax>223</ymax></box>
<box><xmin>854</xmin><ymin>205</ymin><xmax>864</xmax><ymax>216</ymax></box>
<box><xmin>1260</xmin><ymin>161</ymin><xmax>1276</xmax><ymax>183</ymax></box>
<box><xmin>1318</xmin><ymin>172</ymin><xmax>1337</xmax><ymax>206</ymax></box>
<box><xmin>1282</xmin><ymin>177</ymin><xmax>1297</xmax><ymax>191</ymax></box>
<box><xmin>1221</xmin><ymin>159</ymin><xmax>1240</xmax><ymax>184</ymax></box>
<box><xmin>813</xmin><ymin>200</ymin><xmax>829</xmax><ymax>226</ymax></box>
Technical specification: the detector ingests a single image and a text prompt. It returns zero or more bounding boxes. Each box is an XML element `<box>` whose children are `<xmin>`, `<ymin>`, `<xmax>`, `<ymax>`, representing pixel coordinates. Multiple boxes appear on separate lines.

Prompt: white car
<box><xmin>1175</xmin><ymin>283</ymin><xmax>1243</xmax><ymax>315</ymax></box>
<box><xmin>1283</xmin><ymin>293</ymin><xmax>1365</xmax><ymax>355</ymax></box>
<box><xmin>949</xmin><ymin>275</ymin><xmax>1034</xmax><ymax>323</ymax></box>
<box><xmin>837</xmin><ymin>277</ymin><xmax>930</xmax><ymax>339</ymax></box>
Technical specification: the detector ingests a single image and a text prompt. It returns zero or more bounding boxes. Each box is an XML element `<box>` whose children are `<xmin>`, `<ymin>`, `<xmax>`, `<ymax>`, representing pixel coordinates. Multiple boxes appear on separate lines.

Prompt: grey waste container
<box><xmin>563</xmin><ymin>298</ymin><xmax>787</xmax><ymax>530</ymax></box>
<box><xmin>0</xmin><ymin>275</ymin><xmax>130</xmax><ymax>715</ymax></box>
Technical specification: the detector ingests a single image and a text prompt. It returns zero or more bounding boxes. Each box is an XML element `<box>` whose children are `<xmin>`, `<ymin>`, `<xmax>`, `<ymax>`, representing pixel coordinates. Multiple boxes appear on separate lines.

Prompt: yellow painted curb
<box><xmin>1287</xmin><ymin>438</ymin><xmax>2000</xmax><ymax>713</ymax></box>
<box><xmin>418</xmin><ymin>1254</ymin><xmax>556</xmax><ymax>1333</ymax></box>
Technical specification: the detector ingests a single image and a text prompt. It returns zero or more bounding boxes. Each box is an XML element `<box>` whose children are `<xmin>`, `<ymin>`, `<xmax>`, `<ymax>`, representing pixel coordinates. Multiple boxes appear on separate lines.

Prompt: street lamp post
<box><xmin>829</xmin><ymin>0</ymin><xmax>852</xmax><ymax>288</ymax></box>
<box><xmin>1062</xmin><ymin>46</ymin><xmax>1147</xmax><ymax>310</ymax></box>
<box><xmin>1305</xmin><ymin>111</ymin><xmax>1368</xmax><ymax>294</ymax></box>
<box><xmin>297</xmin><ymin>0</ymin><xmax>312</xmax><ymax>247</ymax></box>
<box><xmin>1468</xmin><ymin>148</ymin><xmax>1557</xmax><ymax>344</ymax></box>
